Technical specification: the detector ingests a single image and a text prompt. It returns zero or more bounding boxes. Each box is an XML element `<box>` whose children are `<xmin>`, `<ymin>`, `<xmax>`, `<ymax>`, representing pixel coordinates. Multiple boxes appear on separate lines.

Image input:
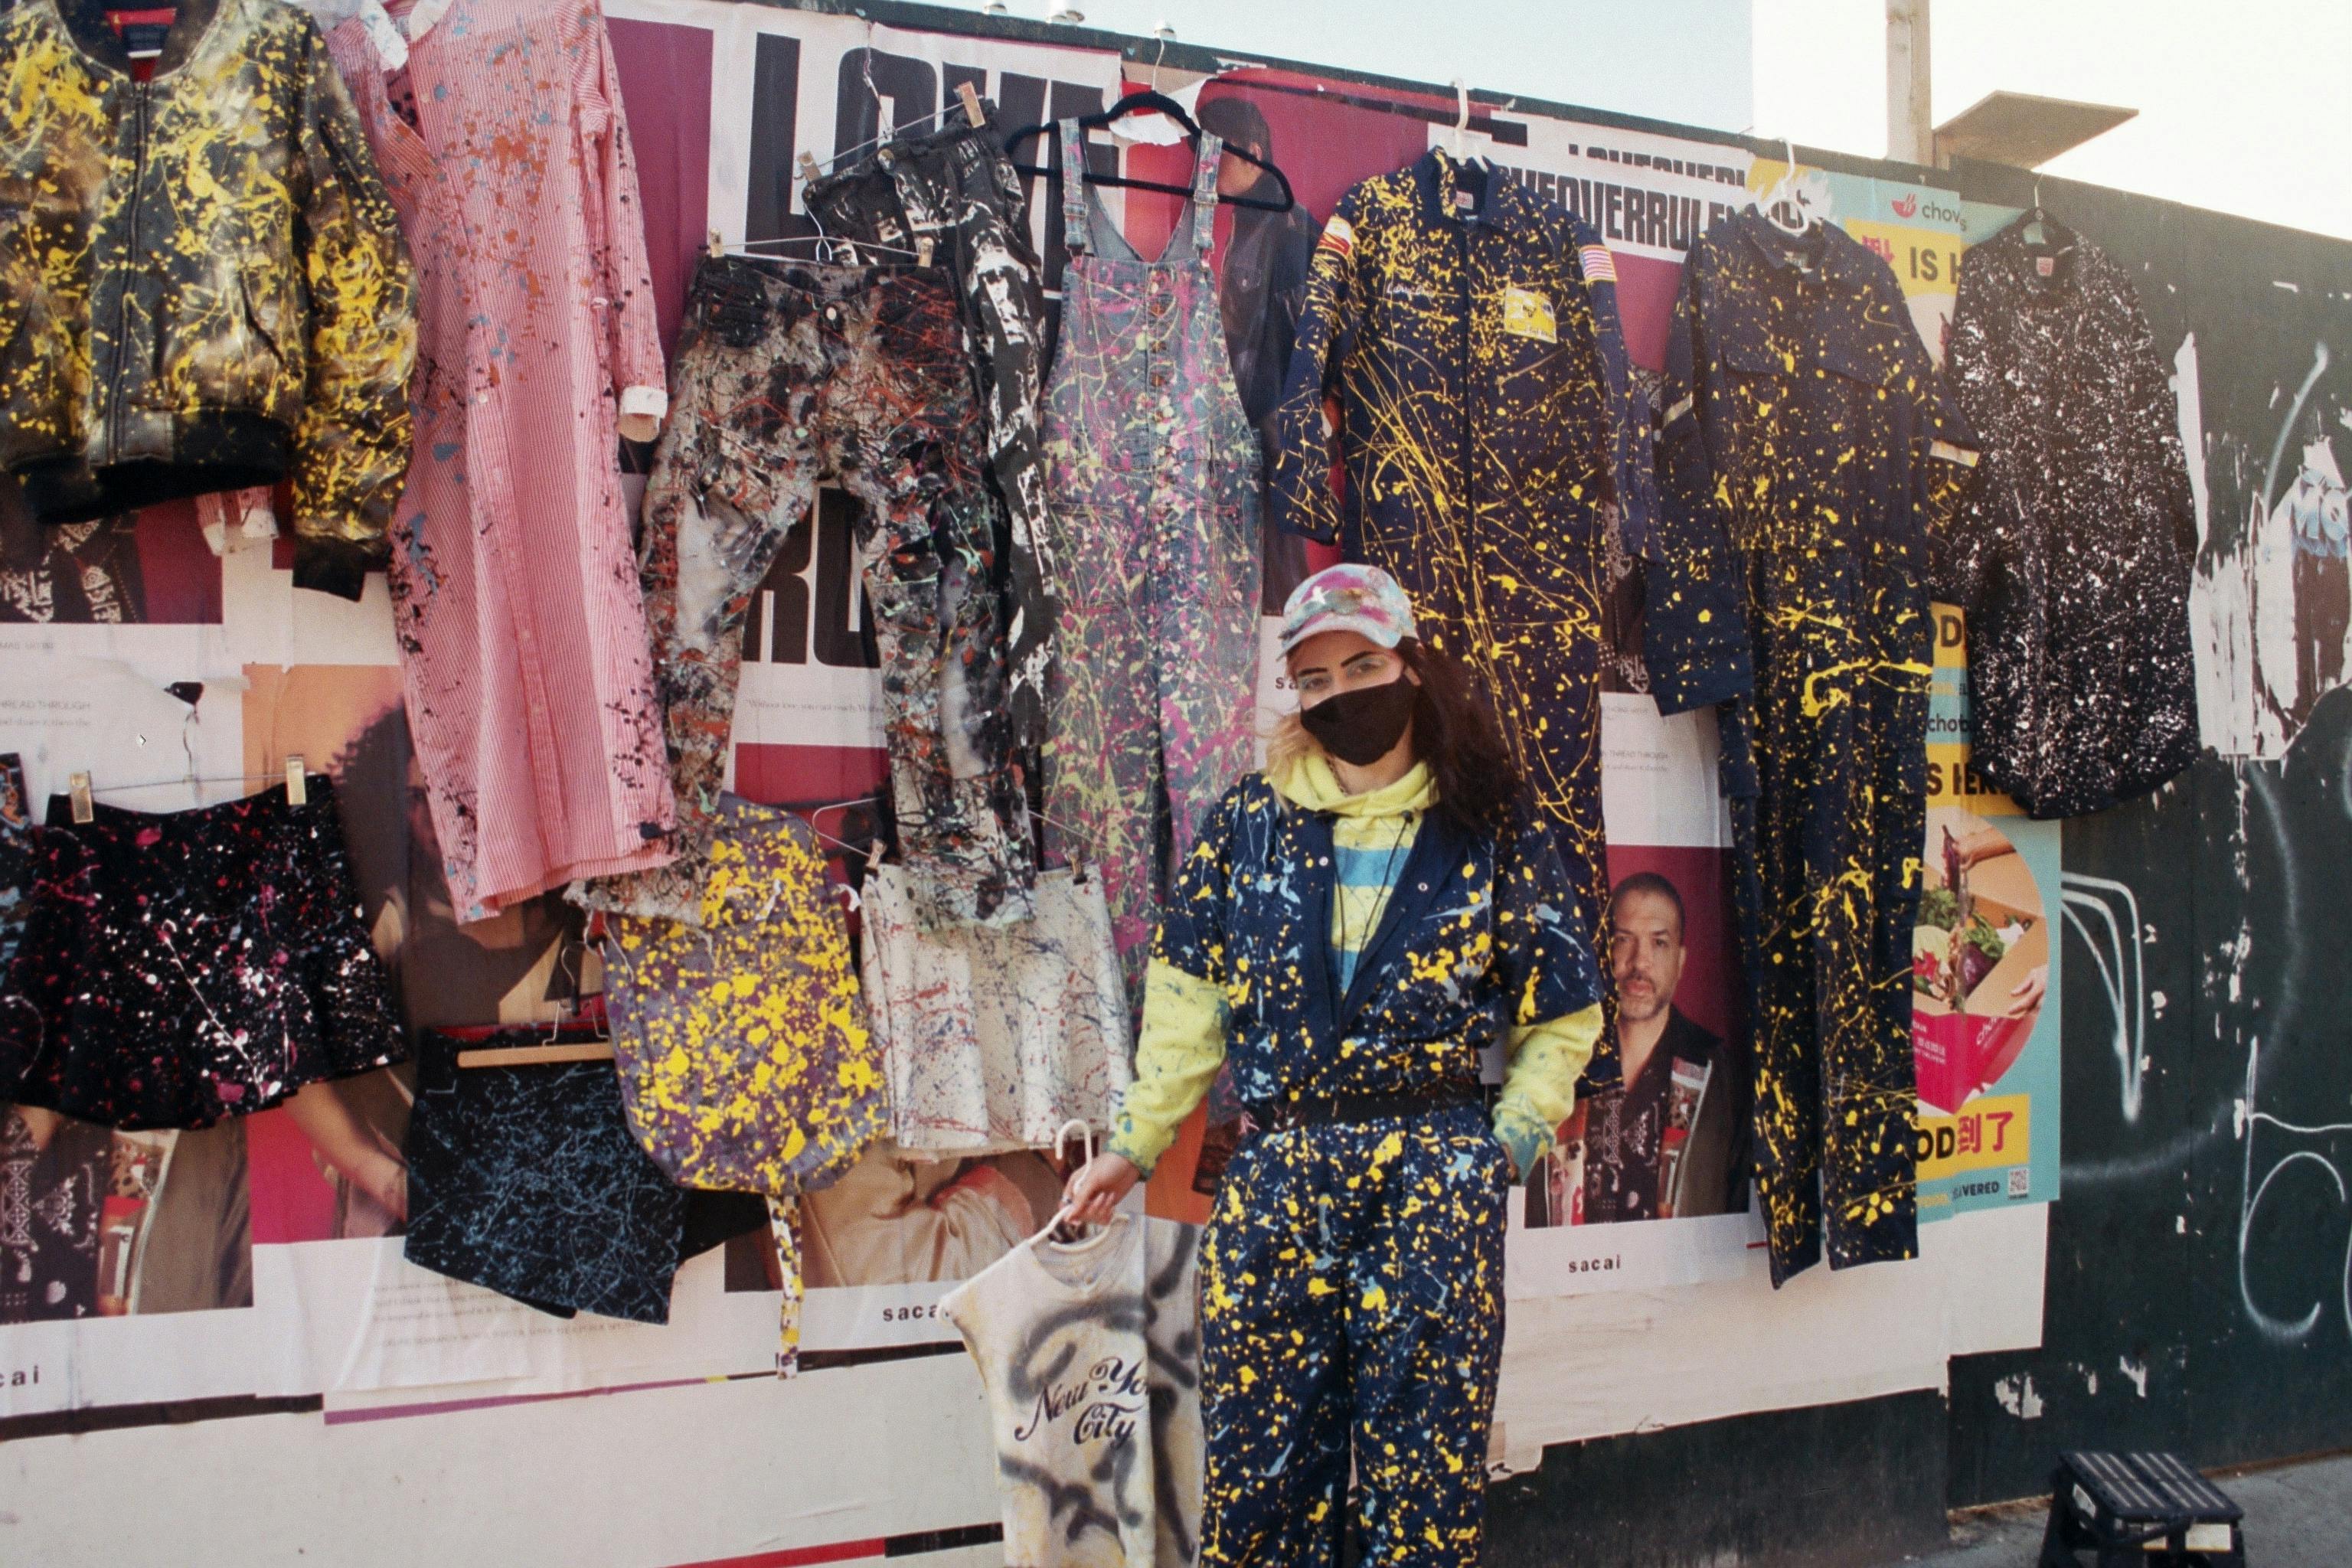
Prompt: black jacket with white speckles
<box><xmin>1940</xmin><ymin>214</ymin><xmax>2201</xmax><ymax>818</ymax></box>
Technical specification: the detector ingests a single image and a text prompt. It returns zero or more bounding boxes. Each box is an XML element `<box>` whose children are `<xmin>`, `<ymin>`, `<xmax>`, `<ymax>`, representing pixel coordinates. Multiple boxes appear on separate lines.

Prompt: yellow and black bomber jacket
<box><xmin>0</xmin><ymin>0</ymin><xmax>417</xmax><ymax>599</ymax></box>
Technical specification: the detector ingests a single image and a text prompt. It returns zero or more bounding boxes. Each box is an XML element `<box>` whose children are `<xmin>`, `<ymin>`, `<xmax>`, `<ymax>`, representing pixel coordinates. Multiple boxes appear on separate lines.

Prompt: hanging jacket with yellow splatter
<box><xmin>0</xmin><ymin>0</ymin><xmax>416</xmax><ymax>599</ymax></box>
<box><xmin>1266</xmin><ymin>146</ymin><xmax>1652</xmax><ymax>1095</ymax></box>
<box><xmin>1642</xmin><ymin>211</ymin><xmax>1980</xmax><ymax>1284</ymax></box>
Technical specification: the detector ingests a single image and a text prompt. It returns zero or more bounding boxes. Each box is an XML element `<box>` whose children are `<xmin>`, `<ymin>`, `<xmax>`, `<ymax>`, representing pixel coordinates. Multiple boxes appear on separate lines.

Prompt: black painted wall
<box><xmin>1486</xmin><ymin>1393</ymin><xmax>1951</xmax><ymax>1568</ymax></box>
<box><xmin>1945</xmin><ymin>162</ymin><xmax>2352</xmax><ymax>1507</ymax></box>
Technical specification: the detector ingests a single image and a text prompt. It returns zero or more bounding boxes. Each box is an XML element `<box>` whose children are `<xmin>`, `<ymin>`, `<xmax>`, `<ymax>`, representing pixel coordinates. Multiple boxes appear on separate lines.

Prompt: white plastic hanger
<box><xmin>1448</xmin><ymin>79</ymin><xmax>1485</xmax><ymax>167</ymax></box>
<box><xmin>2022</xmin><ymin>176</ymin><xmax>2050</xmax><ymax>247</ymax></box>
<box><xmin>1023</xmin><ymin>1119</ymin><xmax>1123</xmax><ymax>1248</ymax></box>
<box><xmin>1756</xmin><ymin>136</ymin><xmax>1815</xmax><ymax>237</ymax></box>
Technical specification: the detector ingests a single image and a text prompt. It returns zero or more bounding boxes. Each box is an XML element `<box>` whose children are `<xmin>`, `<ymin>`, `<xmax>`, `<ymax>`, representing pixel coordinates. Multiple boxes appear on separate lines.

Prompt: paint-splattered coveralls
<box><xmin>1642</xmin><ymin>212</ymin><xmax>1979</xmax><ymax>1282</ymax></box>
<box><xmin>1129</xmin><ymin>770</ymin><xmax>1601</xmax><ymax>1566</ymax></box>
<box><xmin>1040</xmin><ymin>124</ymin><xmax>1263</xmax><ymax>1008</ymax></box>
<box><xmin>1267</xmin><ymin>148</ymin><xmax>1653</xmax><ymax>1094</ymax></box>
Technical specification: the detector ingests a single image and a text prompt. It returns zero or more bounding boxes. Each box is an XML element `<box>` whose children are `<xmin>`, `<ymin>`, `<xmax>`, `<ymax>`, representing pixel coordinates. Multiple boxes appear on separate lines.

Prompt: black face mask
<box><xmin>1299</xmin><ymin>677</ymin><xmax>1417</xmax><ymax>766</ymax></box>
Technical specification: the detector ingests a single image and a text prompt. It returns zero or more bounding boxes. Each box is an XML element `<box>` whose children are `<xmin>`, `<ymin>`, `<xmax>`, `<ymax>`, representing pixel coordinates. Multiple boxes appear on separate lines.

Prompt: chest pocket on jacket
<box><xmin>1815</xmin><ymin>329</ymin><xmax>1927</xmax><ymax>547</ymax></box>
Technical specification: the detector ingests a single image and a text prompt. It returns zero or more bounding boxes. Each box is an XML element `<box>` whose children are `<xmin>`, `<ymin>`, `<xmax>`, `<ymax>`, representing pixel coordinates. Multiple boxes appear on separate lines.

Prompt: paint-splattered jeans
<box><xmin>806</xmin><ymin>106</ymin><xmax>1057</xmax><ymax>748</ymax></box>
<box><xmin>1197</xmin><ymin>1105</ymin><xmax>1510</xmax><ymax>1568</ymax></box>
<box><xmin>585</xmin><ymin>256</ymin><xmax>1034</xmax><ymax>928</ymax></box>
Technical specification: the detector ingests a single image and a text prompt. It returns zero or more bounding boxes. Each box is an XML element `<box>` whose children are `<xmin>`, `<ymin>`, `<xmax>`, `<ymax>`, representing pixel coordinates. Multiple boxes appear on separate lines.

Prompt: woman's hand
<box><xmin>1062</xmin><ymin>1152</ymin><xmax>1142</xmax><ymax>1228</ymax></box>
<box><xmin>2007</xmin><ymin>963</ymin><xmax>2049</xmax><ymax>1017</ymax></box>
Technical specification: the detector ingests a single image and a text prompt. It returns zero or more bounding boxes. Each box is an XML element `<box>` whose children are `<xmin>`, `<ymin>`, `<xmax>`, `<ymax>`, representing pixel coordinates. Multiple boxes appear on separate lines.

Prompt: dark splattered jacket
<box><xmin>0</xmin><ymin>0</ymin><xmax>416</xmax><ymax>599</ymax></box>
<box><xmin>1154</xmin><ymin>774</ymin><xmax>1602</xmax><ymax>1109</ymax></box>
<box><xmin>1940</xmin><ymin>216</ymin><xmax>2200</xmax><ymax>817</ymax></box>
<box><xmin>1643</xmin><ymin>212</ymin><xmax>1981</xmax><ymax>712</ymax></box>
<box><xmin>1269</xmin><ymin>148</ymin><xmax>1652</xmax><ymax>564</ymax></box>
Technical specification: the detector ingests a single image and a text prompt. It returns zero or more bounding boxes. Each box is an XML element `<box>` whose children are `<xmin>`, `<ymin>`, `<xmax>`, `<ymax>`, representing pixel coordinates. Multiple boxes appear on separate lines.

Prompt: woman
<box><xmin>1063</xmin><ymin>564</ymin><xmax>1605</xmax><ymax>1567</ymax></box>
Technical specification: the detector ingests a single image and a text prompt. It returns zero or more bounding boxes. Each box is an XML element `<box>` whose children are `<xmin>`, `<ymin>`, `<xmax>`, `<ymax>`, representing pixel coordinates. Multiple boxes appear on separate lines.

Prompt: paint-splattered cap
<box><xmin>1277</xmin><ymin>563</ymin><xmax>1418</xmax><ymax>658</ymax></box>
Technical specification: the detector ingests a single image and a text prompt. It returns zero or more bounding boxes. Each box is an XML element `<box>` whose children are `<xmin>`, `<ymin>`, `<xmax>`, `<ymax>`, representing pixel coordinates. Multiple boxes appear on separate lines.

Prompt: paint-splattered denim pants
<box><xmin>1197</xmin><ymin>1106</ymin><xmax>1511</xmax><ymax>1568</ymax></box>
<box><xmin>586</xmin><ymin>256</ymin><xmax>1034</xmax><ymax>929</ymax></box>
<box><xmin>806</xmin><ymin>103</ymin><xmax>1058</xmax><ymax>748</ymax></box>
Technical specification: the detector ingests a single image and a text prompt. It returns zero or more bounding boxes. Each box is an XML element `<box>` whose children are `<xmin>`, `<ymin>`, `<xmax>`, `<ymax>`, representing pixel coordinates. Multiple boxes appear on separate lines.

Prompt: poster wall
<box><xmin>0</xmin><ymin>0</ymin><xmax>2052</xmax><ymax>1432</ymax></box>
<box><xmin>1913</xmin><ymin>605</ymin><xmax>2063</xmax><ymax>1219</ymax></box>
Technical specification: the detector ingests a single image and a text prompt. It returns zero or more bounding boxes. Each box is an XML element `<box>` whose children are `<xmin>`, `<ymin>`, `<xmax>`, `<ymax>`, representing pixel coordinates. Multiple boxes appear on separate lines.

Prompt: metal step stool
<box><xmin>2040</xmin><ymin>1450</ymin><xmax>2246</xmax><ymax>1566</ymax></box>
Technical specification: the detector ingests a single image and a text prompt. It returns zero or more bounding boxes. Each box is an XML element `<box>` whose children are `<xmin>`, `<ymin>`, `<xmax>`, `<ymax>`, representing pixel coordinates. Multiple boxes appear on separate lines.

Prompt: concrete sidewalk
<box><xmin>1896</xmin><ymin>1449</ymin><xmax>2352</xmax><ymax>1566</ymax></box>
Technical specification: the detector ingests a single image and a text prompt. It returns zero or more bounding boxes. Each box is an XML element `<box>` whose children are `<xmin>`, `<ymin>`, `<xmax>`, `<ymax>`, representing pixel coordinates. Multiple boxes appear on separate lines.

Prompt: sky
<box><xmin>915</xmin><ymin>0</ymin><xmax>1757</xmax><ymax>134</ymax></box>
<box><xmin>1752</xmin><ymin>0</ymin><xmax>2352</xmax><ymax>240</ymax></box>
<box><xmin>921</xmin><ymin>0</ymin><xmax>2352</xmax><ymax>242</ymax></box>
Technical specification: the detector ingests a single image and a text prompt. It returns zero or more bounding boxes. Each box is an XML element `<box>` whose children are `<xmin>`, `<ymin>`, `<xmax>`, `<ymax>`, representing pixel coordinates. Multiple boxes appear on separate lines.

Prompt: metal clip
<box><xmin>69</xmin><ymin>771</ymin><xmax>93</xmax><ymax>825</ymax></box>
<box><xmin>956</xmin><ymin>82</ymin><xmax>985</xmax><ymax>129</ymax></box>
<box><xmin>285</xmin><ymin>755</ymin><xmax>308</xmax><ymax>806</ymax></box>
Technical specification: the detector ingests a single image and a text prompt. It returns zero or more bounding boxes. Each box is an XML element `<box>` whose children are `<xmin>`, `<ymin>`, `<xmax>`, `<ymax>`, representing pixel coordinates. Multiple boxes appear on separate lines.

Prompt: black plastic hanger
<box><xmin>2018</xmin><ymin>178</ymin><xmax>2070</xmax><ymax>251</ymax></box>
<box><xmin>1002</xmin><ymin>90</ymin><xmax>1296</xmax><ymax>213</ymax></box>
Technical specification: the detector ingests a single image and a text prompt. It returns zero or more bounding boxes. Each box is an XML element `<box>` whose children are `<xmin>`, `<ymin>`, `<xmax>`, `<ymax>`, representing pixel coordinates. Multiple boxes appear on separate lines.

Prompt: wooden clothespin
<box><xmin>916</xmin><ymin>235</ymin><xmax>935</xmax><ymax>268</ymax></box>
<box><xmin>707</xmin><ymin>228</ymin><xmax>724</xmax><ymax>258</ymax></box>
<box><xmin>798</xmin><ymin>151</ymin><xmax>822</xmax><ymax>186</ymax></box>
<box><xmin>956</xmin><ymin>82</ymin><xmax>985</xmax><ymax>129</ymax></box>
<box><xmin>68</xmin><ymin>771</ymin><xmax>93</xmax><ymax>825</ymax></box>
<box><xmin>284</xmin><ymin>755</ymin><xmax>307</xmax><ymax>806</ymax></box>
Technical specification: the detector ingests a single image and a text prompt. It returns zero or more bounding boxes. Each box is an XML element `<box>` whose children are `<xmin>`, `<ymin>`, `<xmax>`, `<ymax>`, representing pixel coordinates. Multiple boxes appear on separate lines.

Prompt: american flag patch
<box><xmin>1318</xmin><ymin>215</ymin><xmax>1355</xmax><ymax>257</ymax></box>
<box><xmin>1579</xmin><ymin>243</ymin><xmax>1617</xmax><ymax>283</ymax></box>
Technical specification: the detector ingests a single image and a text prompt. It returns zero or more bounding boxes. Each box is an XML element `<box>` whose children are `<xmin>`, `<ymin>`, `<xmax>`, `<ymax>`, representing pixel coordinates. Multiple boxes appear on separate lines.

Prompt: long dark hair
<box><xmin>1396</xmin><ymin>639</ymin><xmax>1523</xmax><ymax>834</ymax></box>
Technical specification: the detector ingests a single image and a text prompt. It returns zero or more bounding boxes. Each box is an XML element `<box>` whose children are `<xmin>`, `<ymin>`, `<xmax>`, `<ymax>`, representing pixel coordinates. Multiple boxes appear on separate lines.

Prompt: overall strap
<box><xmin>1057</xmin><ymin>119</ymin><xmax>1092</xmax><ymax>256</ymax></box>
<box><xmin>1179</xmin><ymin>131</ymin><xmax>1223</xmax><ymax>257</ymax></box>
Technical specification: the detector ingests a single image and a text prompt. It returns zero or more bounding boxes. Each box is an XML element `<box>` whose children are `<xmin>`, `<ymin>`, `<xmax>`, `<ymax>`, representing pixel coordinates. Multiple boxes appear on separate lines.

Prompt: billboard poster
<box><xmin>1914</xmin><ymin>605</ymin><xmax>2063</xmax><ymax>1220</ymax></box>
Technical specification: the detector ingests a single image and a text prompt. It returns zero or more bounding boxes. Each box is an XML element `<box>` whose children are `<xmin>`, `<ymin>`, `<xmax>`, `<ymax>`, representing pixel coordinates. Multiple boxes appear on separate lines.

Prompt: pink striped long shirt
<box><xmin>327</xmin><ymin>0</ymin><xmax>676</xmax><ymax>921</ymax></box>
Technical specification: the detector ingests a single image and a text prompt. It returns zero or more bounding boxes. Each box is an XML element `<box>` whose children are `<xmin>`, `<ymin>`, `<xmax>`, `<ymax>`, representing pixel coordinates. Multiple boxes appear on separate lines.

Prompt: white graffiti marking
<box><xmin>2235</xmin><ymin>1034</ymin><xmax>2352</xmax><ymax>1345</ymax></box>
<box><xmin>2060</xmin><ymin>873</ymin><xmax>2148</xmax><ymax>1124</ymax></box>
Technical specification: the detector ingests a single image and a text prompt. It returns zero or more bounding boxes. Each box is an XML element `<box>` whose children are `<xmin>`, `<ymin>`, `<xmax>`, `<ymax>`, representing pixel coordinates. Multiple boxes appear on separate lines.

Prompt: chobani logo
<box><xmin>1890</xmin><ymin>191</ymin><xmax>1962</xmax><ymax>224</ymax></box>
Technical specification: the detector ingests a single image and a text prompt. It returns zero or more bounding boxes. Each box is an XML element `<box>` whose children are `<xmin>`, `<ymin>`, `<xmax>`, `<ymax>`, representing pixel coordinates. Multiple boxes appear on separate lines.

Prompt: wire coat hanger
<box><xmin>70</xmin><ymin>755</ymin><xmax>314</xmax><ymax>823</ymax></box>
<box><xmin>810</xmin><ymin>80</ymin><xmax>990</xmax><ymax>188</ymax></box>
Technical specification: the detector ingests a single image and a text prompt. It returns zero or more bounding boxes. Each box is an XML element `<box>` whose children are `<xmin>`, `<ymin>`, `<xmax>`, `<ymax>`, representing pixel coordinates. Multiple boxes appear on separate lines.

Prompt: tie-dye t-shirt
<box><xmin>939</xmin><ymin>1217</ymin><xmax>1158</xmax><ymax>1568</ymax></box>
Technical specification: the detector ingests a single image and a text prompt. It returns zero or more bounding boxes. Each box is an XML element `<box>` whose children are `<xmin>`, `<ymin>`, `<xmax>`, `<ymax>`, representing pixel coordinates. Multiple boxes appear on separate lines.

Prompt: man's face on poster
<box><xmin>1609</xmin><ymin>887</ymin><xmax>1685</xmax><ymax>1026</ymax></box>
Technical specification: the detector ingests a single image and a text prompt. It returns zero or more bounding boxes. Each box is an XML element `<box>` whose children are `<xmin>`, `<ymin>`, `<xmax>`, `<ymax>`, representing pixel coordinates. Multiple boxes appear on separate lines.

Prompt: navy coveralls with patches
<box><xmin>1268</xmin><ymin>148</ymin><xmax>1651</xmax><ymax>1096</ymax></box>
<box><xmin>1643</xmin><ymin>212</ymin><xmax>1978</xmax><ymax>1282</ymax></box>
<box><xmin>1158</xmin><ymin>776</ymin><xmax>1599</xmax><ymax>1568</ymax></box>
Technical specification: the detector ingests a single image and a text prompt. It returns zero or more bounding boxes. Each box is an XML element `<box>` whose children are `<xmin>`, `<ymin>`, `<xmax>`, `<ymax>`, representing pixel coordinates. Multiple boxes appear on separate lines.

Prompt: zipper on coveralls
<box><xmin>110</xmin><ymin>82</ymin><xmax>151</xmax><ymax>462</ymax></box>
<box><xmin>1455</xmin><ymin>200</ymin><xmax>1473</xmax><ymax>554</ymax></box>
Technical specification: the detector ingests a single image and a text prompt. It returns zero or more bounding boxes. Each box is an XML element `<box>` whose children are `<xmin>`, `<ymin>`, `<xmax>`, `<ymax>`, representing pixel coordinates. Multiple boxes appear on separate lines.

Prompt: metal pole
<box><xmin>1886</xmin><ymin>0</ymin><xmax>1932</xmax><ymax>165</ymax></box>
